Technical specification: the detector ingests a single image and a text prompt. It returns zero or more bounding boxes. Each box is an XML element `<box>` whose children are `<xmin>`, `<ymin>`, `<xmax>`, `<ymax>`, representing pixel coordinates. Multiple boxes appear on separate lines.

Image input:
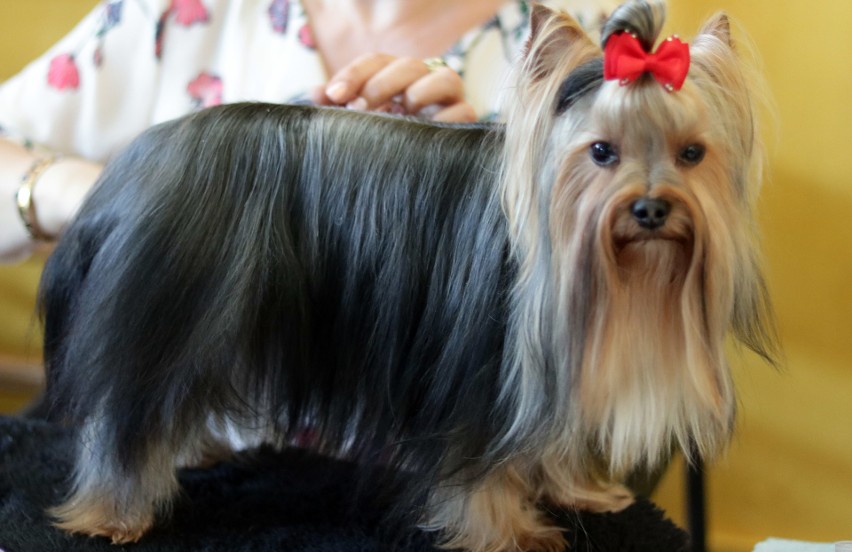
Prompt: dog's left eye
<box><xmin>590</xmin><ymin>142</ymin><xmax>619</xmax><ymax>167</ymax></box>
<box><xmin>677</xmin><ymin>144</ymin><xmax>706</xmax><ymax>166</ymax></box>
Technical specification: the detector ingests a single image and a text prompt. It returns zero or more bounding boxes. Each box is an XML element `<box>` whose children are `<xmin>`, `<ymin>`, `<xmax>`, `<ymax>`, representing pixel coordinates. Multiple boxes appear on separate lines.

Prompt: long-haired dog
<box><xmin>39</xmin><ymin>1</ymin><xmax>777</xmax><ymax>550</ymax></box>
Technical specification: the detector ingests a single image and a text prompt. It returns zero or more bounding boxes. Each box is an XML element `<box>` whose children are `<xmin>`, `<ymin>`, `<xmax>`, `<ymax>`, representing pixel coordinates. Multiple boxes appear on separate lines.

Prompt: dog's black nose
<box><xmin>631</xmin><ymin>198</ymin><xmax>671</xmax><ymax>230</ymax></box>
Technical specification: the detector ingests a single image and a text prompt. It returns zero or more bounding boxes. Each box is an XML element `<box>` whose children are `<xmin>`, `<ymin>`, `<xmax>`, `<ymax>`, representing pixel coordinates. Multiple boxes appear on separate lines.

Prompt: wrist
<box><xmin>30</xmin><ymin>157</ymin><xmax>102</xmax><ymax>239</ymax></box>
<box><xmin>16</xmin><ymin>156</ymin><xmax>62</xmax><ymax>240</ymax></box>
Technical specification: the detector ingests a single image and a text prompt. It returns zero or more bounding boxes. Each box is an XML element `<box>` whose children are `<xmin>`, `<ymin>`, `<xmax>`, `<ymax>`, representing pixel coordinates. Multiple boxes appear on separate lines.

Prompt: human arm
<box><xmin>0</xmin><ymin>138</ymin><xmax>101</xmax><ymax>262</ymax></box>
<box><xmin>0</xmin><ymin>0</ymin><xmax>209</xmax><ymax>262</ymax></box>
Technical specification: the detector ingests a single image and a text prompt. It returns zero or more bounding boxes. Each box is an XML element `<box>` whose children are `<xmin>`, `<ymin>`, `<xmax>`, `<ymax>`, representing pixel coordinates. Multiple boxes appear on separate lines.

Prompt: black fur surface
<box><xmin>0</xmin><ymin>415</ymin><xmax>690</xmax><ymax>551</ymax></box>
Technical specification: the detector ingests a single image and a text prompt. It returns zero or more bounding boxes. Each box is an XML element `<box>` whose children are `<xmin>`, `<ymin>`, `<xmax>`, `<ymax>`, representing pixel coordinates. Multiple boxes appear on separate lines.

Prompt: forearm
<box><xmin>0</xmin><ymin>138</ymin><xmax>101</xmax><ymax>262</ymax></box>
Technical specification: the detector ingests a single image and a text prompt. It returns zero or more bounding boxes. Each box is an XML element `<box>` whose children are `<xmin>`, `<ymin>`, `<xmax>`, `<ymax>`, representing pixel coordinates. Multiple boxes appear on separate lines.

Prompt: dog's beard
<box><xmin>573</xmin><ymin>185</ymin><xmax>735</xmax><ymax>476</ymax></box>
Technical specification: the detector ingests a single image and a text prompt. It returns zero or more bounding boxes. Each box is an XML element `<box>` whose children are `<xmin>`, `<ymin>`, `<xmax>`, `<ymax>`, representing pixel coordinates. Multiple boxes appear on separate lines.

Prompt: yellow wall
<box><xmin>1</xmin><ymin>1</ymin><xmax>850</xmax><ymax>550</ymax></box>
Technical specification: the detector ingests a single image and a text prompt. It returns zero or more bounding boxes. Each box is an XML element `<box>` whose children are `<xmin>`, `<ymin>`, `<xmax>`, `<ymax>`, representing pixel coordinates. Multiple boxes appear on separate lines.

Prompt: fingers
<box><xmin>318</xmin><ymin>54</ymin><xmax>477</xmax><ymax>122</ymax></box>
<box><xmin>357</xmin><ymin>57</ymin><xmax>430</xmax><ymax>109</ymax></box>
<box><xmin>322</xmin><ymin>52</ymin><xmax>398</xmax><ymax>105</ymax></box>
<box><xmin>431</xmin><ymin>102</ymin><xmax>478</xmax><ymax>123</ymax></box>
<box><xmin>400</xmin><ymin>67</ymin><xmax>465</xmax><ymax>114</ymax></box>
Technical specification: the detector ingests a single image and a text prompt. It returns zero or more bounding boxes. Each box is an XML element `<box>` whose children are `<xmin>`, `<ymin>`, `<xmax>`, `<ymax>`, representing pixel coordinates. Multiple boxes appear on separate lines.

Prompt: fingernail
<box><xmin>326</xmin><ymin>81</ymin><xmax>348</xmax><ymax>102</ymax></box>
<box><xmin>346</xmin><ymin>97</ymin><xmax>368</xmax><ymax>111</ymax></box>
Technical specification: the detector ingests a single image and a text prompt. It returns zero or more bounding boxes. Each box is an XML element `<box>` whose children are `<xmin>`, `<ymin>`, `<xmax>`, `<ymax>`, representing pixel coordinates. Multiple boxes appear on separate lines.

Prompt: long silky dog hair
<box><xmin>40</xmin><ymin>2</ymin><xmax>777</xmax><ymax>550</ymax></box>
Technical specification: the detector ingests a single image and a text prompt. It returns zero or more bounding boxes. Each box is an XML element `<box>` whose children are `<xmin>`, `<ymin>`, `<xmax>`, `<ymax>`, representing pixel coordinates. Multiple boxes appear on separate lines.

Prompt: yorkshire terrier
<box><xmin>39</xmin><ymin>1</ymin><xmax>777</xmax><ymax>550</ymax></box>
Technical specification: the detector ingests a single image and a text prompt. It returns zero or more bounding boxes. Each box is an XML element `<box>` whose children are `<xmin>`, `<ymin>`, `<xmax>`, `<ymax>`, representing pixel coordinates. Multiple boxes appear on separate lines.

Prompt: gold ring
<box><xmin>423</xmin><ymin>57</ymin><xmax>449</xmax><ymax>72</ymax></box>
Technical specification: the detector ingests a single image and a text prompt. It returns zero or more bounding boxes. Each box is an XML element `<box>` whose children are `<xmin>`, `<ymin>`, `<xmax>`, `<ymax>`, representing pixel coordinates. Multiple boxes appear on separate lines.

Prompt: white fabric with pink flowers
<box><xmin>0</xmin><ymin>0</ymin><xmax>611</xmax><ymax>163</ymax></box>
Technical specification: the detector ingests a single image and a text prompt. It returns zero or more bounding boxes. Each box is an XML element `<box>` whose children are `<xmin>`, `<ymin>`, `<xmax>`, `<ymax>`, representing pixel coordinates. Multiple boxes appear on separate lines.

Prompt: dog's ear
<box><xmin>698</xmin><ymin>12</ymin><xmax>733</xmax><ymax>49</ymax></box>
<box><xmin>690</xmin><ymin>12</ymin><xmax>763</xmax><ymax>208</ymax></box>
<box><xmin>690</xmin><ymin>12</ymin><xmax>745</xmax><ymax>79</ymax></box>
<box><xmin>690</xmin><ymin>12</ymin><xmax>752</xmax><ymax>94</ymax></box>
<box><xmin>523</xmin><ymin>3</ymin><xmax>599</xmax><ymax>82</ymax></box>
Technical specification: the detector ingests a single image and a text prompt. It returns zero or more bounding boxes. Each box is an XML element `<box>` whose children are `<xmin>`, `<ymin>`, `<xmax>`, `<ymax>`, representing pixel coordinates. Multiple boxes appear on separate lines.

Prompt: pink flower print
<box><xmin>47</xmin><ymin>53</ymin><xmax>80</xmax><ymax>90</ymax></box>
<box><xmin>187</xmin><ymin>71</ymin><xmax>222</xmax><ymax>108</ymax></box>
<box><xmin>170</xmin><ymin>0</ymin><xmax>209</xmax><ymax>26</ymax></box>
<box><xmin>156</xmin><ymin>0</ymin><xmax>209</xmax><ymax>58</ymax></box>
<box><xmin>298</xmin><ymin>22</ymin><xmax>316</xmax><ymax>49</ymax></box>
<box><xmin>268</xmin><ymin>0</ymin><xmax>290</xmax><ymax>34</ymax></box>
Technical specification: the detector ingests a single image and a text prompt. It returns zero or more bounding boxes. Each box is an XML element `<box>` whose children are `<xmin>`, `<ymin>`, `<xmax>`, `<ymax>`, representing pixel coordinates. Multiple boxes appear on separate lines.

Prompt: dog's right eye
<box><xmin>590</xmin><ymin>142</ymin><xmax>619</xmax><ymax>167</ymax></box>
<box><xmin>677</xmin><ymin>144</ymin><xmax>706</xmax><ymax>166</ymax></box>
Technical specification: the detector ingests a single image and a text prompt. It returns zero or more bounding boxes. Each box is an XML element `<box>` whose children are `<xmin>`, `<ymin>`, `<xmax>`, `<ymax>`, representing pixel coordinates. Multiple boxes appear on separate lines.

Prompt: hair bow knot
<box><xmin>604</xmin><ymin>32</ymin><xmax>690</xmax><ymax>92</ymax></box>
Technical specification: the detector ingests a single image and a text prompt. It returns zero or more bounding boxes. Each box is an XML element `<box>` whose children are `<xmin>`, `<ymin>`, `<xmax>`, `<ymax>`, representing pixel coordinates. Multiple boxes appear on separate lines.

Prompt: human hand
<box><xmin>312</xmin><ymin>53</ymin><xmax>477</xmax><ymax>123</ymax></box>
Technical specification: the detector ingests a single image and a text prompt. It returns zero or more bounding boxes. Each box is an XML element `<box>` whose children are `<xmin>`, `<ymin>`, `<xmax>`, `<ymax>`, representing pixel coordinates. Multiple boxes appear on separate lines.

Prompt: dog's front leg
<box><xmin>424</xmin><ymin>464</ymin><xmax>566</xmax><ymax>552</ymax></box>
<box><xmin>536</xmin><ymin>452</ymin><xmax>634</xmax><ymax>515</ymax></box>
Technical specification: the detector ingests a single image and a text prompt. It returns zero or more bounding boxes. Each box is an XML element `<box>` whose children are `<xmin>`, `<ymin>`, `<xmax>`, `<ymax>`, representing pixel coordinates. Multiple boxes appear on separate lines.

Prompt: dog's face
<box><xmin>502</xmin><ymin>6</ymin><xmax>756</xmax><ymax>263</ymax></box>
<box><xmin>551</xmin><ymin>78</ymin><xmax>711</xmax><ymax>279</ymax></box>
<box><xmin>537</xmin><ymin>11</ymin><xmax>756</xmax><ymax>279</ymax></box>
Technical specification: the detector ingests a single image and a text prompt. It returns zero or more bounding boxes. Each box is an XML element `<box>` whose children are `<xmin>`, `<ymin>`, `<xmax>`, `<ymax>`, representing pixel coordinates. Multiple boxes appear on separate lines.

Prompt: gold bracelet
<box><xmin>15</xmin><ymin>155</ymin><xmax>61</xmax><ymax>241</ymax></box>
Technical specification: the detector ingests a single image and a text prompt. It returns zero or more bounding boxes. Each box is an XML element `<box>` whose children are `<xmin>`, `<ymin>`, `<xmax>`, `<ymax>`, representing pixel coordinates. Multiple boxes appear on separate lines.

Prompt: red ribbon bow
<box><xmin>604</xmin><ymin>32</ymin><xmax>690</xmax><ymax>91</ymax></box>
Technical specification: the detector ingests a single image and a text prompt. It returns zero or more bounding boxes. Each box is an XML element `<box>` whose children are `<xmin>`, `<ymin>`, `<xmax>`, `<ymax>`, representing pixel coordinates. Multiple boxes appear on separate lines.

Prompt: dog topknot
<box><xmin>600</xmin><ymin>0</ymin><xmax>666</xmax><ymax>51</ymax></box>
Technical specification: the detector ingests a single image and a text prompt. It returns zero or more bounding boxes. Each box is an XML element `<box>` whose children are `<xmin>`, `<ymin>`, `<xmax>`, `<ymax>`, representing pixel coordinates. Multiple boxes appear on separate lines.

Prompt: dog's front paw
<box><xmin>513</xmin><ymin>527</ymin><xmax>568</xmax><ymax>552</ymax></box>
<box><xmin>438</xmin><ymin>523</ymin><xmax>566</xmax><ymax>552</ymax></box>
<box><xmin>571</xmin><ymin>482</ymin><xmax>635</xmax><ymax>513</ymax></box>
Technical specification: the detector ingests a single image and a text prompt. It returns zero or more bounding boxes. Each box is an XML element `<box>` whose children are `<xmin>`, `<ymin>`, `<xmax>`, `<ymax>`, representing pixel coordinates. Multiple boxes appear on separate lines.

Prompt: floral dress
<box><xmin>0</xmin><ymin>0</ymin><xmax>612</xmax><ymax>163</ymax></box>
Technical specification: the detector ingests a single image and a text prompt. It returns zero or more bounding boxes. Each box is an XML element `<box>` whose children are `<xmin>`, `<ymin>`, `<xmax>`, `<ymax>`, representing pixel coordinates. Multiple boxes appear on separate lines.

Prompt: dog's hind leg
<box><xmin>49</xmin><ymin>408</ymin><xmax>182</xmax><ymax>544</ymax></box>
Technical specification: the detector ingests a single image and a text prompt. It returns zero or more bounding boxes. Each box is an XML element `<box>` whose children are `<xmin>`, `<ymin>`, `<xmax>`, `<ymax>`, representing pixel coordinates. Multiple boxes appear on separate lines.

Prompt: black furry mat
<box><xmin>0</xmin><ymin>415</ymin><xmax>689</xmax><ymax>551</ymax></box>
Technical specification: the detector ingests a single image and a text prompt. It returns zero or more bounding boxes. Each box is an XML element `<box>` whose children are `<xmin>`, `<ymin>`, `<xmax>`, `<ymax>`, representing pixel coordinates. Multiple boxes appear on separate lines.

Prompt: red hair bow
<box><xmin>604</xmin><ymin>32</ymin><xmax>690</xmax><ymax>91</ymax></box>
